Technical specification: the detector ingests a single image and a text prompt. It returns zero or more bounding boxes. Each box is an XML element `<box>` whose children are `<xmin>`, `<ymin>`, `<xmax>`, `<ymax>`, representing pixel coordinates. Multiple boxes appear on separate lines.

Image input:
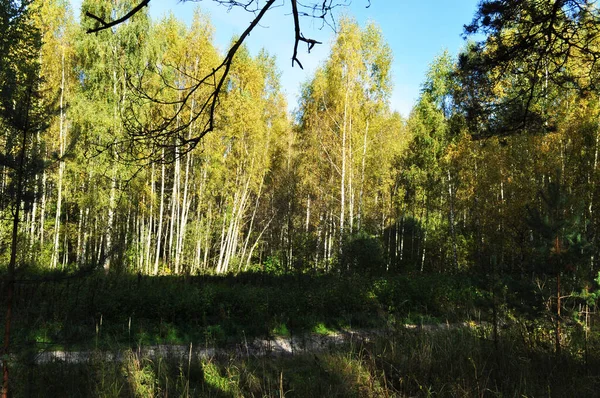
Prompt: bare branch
<box><xmin>83</xmin><ymin>0</ymin><xmax>361</xmax><ymax>163</ymax></box>
<box><xmin>291</xmin><ymin>0</ymin><xmax>322</xmax><ymax>68</ymax></box>
<box><xmin>117</xmin><ymin>0</ymin><xmax>278</xmax><ymax>164</ymax></box>
<box><xmin>86</xmin><ymin>0</ymin><xmax>150</xmax><ymax>34</ymax></box>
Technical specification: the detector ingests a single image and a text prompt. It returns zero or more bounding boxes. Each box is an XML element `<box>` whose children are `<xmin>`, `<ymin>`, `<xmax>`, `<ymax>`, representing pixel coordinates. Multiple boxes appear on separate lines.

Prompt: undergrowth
<box><xmin>9</xmin><ymin>326</ymin><xmax>600</xmax><ymax>397</ymax></box>
<box><xmin>2</xmin><ymin>271</ymin><xmax>483</xmax><ymax>351</ymax></box>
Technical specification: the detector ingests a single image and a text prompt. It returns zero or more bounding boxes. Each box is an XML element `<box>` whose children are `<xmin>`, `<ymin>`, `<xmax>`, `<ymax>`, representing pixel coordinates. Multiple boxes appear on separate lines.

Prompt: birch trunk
<box><xmin>348</xmin><ymin>113</ymin><xmax>354</xmax><ymax>234</ymax></box>
<box><xmin>103</xmin><ymin>61</ymin><xmax>119</xmax><ymax>272</ymax></box>
<box><xmin>216</xmin><ymin>203</ymin><xmax>229</xmax><ymax>273</ymax></box>
<box><xmin>51</xmin><ymin>49</ymin><xmax>66</xmax><ymax>269</ymax></box>
<box><xmin>203</xmin><ymin>203</ymin><xmax>212</xmax><ymax>271</ymax></box>
<box><xmin>174</xmin><ymin>68</ymin><xmax>197</xmax><ymax>273</ymax></box>
<box><xmin>358</xmin><ymin>119</ymin><xmax>368</xmax><ymax>231</ymax></box>
<box><xmin>38</xmin><ymin>169</ymin><xmax>47</xmax><ymax>247</ymax></box>
<box><xmin>305</xmin><ymin>195</ymin><xmax>311</xmax><ymax>233</ymax></box>
<box><xmin>168</xmin><ymin>150</ymin><xmax>180</xmax><ymax>271</ymax></box>
<box><xmin>340</xmin><ymin>84</ymin><xmax>349</xmax><ymax>243</ymax></box>
<box><xmin>447</xmin><ymin>169</ymin><xmax>458</xmax><ymax>270</ymax></box>
<box><xmin>240</xmin><ymin>173</ymin><xmax>265</xmax><ymax>269</ymax></box>
<box><xmin>154</xmin><ymin>150</ymin><xmax>165</xmax><ymax>275</ymax></box>
<box><xmin>76</xmin><ymin>208</ymin><xmax>83</xmax><ymax>266</ymax></box>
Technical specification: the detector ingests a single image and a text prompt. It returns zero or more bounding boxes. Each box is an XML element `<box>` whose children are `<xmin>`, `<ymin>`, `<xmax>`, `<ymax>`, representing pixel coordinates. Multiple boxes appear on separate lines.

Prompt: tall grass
<box><xmin>8</xmin><ymin>325</ymin><xmax>600</xmax><ymax>397</ymax></box>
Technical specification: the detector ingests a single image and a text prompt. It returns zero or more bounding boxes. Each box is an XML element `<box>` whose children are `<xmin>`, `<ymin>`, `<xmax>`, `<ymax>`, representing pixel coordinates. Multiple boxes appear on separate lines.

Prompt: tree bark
<box><xmin>154</xmin><ymin>150</ymin><xmax>165</xmax><ymax>275</ymax></box>
<box><xmin>3</xmin><ymin>86</ymin><xmax>31</xmax><ymax>398</ymax></box>
<box><xmin>51</xmin><ymin>49</ymin><xmax>66</xmax><ymax>269</ymax></box>
<box><xmin>447</xmin><ymin>169</ymin><xmax>458</xmax><ymax>270</ymax></box>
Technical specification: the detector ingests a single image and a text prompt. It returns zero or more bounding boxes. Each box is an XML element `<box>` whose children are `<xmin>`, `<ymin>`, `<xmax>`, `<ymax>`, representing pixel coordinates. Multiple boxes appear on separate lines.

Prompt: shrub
<box><xmin>340</xmin><ymin>231</ymin><xmax>386</xmax><ymax>275</ymax></box>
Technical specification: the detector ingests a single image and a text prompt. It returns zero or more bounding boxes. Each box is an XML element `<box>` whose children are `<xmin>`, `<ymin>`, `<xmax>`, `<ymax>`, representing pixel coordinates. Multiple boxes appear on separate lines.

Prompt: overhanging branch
<box><xmin>291</xmin><ymin>0</ymin><xmax>322</xmax><ymax>69</ymax></box>
<box><xmin>86</xmin><ymin>0</ymin><xmax>150</xmax><ymax>34</ymax></box>
<box><xmin>84</xmin><ymin>0</ymin><xmax>362</xmax><ymax>163</ymax></box>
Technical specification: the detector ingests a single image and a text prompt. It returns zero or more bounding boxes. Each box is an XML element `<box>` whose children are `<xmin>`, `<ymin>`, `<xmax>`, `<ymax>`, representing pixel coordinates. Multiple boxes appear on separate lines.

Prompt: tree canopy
<box><xmin>460</xmin><ymin>0</ymin><xmax>600</xmax><ymax>137</ymax></box>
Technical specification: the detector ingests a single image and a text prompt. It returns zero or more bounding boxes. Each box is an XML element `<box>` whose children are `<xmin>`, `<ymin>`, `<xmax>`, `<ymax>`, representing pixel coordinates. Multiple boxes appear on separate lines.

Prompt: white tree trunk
<box><xmin>154</xmin><ymin>151</ymin><xmax>165</xmax><ymax>275</ymax></box>
<box><xmin>358</xmin><ymin>119</ymin><xmax>368</xmax><ymax>231</ymax></box>
<box><xmin>51</xmin><ymin>49</ymin><xmax>66</xmax><ymax>269</ymax></box>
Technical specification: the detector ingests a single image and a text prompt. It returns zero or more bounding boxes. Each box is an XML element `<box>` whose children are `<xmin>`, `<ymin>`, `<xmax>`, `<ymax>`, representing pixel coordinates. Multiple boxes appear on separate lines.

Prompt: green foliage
<box><xmin>312</xmin><ymin>322</ymin><xmax>333</xmax><ymax>335</ymax></box>
<box><xmin>271</xmin><ymin>322</ymin><xmax>290</xmax><ymax>337</ymax></box>
<box><xmin>340</xmin><ymin>231</ymin><xmax>386</xmax><ymax>275</ymax></box>
<box><xmin>258</xmin><ymin>256</ymin><xmax>285</xmax><ymax>275</ymax></box>
<box><xmin>461</xmin><ymin>0</ymin><xmax>600</xmax><ymax>136</ymax></box>
<box><xmin>526</xmin><ymin>173</ymin><xmax>591</xmax><ymax>276</ymax></box>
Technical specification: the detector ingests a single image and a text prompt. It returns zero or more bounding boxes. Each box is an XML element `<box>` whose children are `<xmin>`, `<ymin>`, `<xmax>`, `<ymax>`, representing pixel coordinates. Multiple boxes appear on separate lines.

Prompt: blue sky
<box><xmin>70</xmin><ymin>0</ymin><xmax>481</xmax><ymax>117</ymax></box>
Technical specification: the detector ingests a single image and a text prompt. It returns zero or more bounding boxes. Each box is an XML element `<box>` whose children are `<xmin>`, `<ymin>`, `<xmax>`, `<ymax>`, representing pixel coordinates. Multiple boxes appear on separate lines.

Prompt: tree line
<box><xmin>2</xmin><ymin>0</ymin><xmax>600</xmax><ymax>317</ymax></box>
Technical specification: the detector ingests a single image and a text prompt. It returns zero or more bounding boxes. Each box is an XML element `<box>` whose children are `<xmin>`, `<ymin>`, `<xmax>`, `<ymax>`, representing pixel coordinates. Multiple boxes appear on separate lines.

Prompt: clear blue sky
<box><xmin>70</xmin><ymin>0</ymin><xmax>481</xmax><ymax>117</ymax></box>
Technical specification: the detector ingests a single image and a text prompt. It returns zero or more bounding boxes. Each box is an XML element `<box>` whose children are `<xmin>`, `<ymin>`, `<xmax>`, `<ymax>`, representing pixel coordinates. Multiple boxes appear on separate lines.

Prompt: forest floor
<box><xmin>32</xmin><ymin>322</ymin><xmax>483</xmax><ymax>364</ymax></box>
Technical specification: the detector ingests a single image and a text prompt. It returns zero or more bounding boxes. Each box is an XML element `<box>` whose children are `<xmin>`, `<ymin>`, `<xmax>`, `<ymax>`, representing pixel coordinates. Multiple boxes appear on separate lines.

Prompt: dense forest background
<box><xmin>3</xmin><ymin>0</ymin><xmax>600</xmax><ymax>283</ymax></box>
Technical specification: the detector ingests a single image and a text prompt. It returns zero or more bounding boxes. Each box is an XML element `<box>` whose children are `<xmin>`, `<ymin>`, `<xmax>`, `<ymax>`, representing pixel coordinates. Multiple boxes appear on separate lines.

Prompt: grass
<box><xmin>8</xmin><ymin>325</ymin><xmax>600</xmax><ymax>397</ymax></box>
<box><xmin>2</xmin><ymin>271</ymin><xmax>485</xmax><ymax>353</ymax></box>
<box><xmin>271</xmin><ymin>323</ymin><xmax>290</xmax><ymax>337</ymax></box>
<box><xmin>3</xmin><ymin>270</ymin><xmax>600</xmax><ymax>395</ymax></box>
<box><xmin>312</xmin><ymin>322</ymin><xmax>334</xmax><ymax>335</ymax></box>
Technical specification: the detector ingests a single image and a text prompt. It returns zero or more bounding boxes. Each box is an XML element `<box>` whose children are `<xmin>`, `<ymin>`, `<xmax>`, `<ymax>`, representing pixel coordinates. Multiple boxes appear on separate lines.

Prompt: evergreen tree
<box><xmin>0</xmin><ymin>1</ymin><xmax>48</xmax><ymax>395</ymax></box>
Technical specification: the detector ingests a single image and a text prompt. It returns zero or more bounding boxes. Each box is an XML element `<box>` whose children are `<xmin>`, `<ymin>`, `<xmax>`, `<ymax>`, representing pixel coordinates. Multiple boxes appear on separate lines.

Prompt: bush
<box><xmin>340</xmin><ymin>231</ymin><xmax>386</xmax><ymax>275</ymax></box>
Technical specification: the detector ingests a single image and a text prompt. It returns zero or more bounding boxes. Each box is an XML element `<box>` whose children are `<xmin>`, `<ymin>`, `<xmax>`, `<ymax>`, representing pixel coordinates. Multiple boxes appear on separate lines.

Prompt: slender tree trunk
<box><xmin>104</xmin><ymin>64</ymin><xmax>119</xmax><ymax>272</ymax></box>
<box><xmin>104</xmin><ymin>165</ymin><xmax>116</xmax><ymax>271</ymax></box>
<box><xmin>245</xmin><ymin>215</ymin><xmax>275</xmax><ymax>271</ymax></box>
<box><xmin>194</xmin><ymin>166</ymin><xmax>208</xmax><ymax>272</ymax></box>
<box><xmin>51</xmin><ymin>49</ymin><xmax>66</xmax><ymax>269</ymax></box>
<box><xmin>348</xmin><ymin>114</ymin><xmax>354</xmax><ymax>233</ymax></box>
<box><xmin>327</xmin><ymin>211</ymin><xmax>334</xmax><ymax>269</ymax></box>
<box><xmin>589</xmin><ymin>119</ymin><xmax>599</xmax><ymax>271</ymax></box>
<box><xmin>287</xmin><ymin>200</ymin><xmax>293</xmax><ymax>271</ymax></box>
<box><xmin>420</xmin><ymin>194</ymin><xmax>429</xmax><ymax>272</ymax></box>
<box><xmin>240</xmin><ymin>173</ymin><xmax>265</xmax><ymax>269</ymax></box>
<box><xmin>169</xmin><ymin>150</ymin><xmax>180</xmax><ymax>271</ymax></box>
<box><xmin>82</xmin><ymin>208</ymin><xmax>90</xmax><ymax>266</ymax></box>
<box><xmin>2</xmin><ymin>189</ymin><xmax>19</xmax><ymax>398</ymax></box>
<box><xmin>223</xmin><ymin>174</ymin><xmax>251</xmax><ymax>273</ymax></box>
<box><xmin>96</xmin><ymin>218</ymin><xmax>103</xmax><ymax>266</ymax></box>
<box><xmin>154</xmin><ymin>150</ymin><xmax>165</xmax><ymax>275</ymax></box>
<box><xmin>203</xmin><ymin>203</ymin><xmax>212</xmax><ymax>271</ymax></box>
<box><xmin>216</xmin><ymin>206</ymin><xmax>228</xmax><ymax>273</ymax></box>
<box><xmin>358</xmin><ymin>119</ymin><xmax>368</xmax><ymax>231</ymax></box>
<box><xmin>29</xmin><ymin>172</ymin><xmax>38</xmax><ymax>246</ymax></box>
<box><xmin>399</xmin><ymin>212</ymin><xmax>405</xmax><ymax>262</ymax></box>
<box><xmin>136</xmin><ymin>212</ymin><xmax>143</xmax><ymax>271</ymax></box>
<box><xmin>38</xmin><ymin>169</ymin><xmax>47</xmax><ymax>247</ymax></box>
<box><xmin>316</xmin><ymin>210</ymin><xmax>323</xmax><ymax>266</ymax></box>
<box><xmin>145</xmin><ymin>168</ymin><xmax>154</xmax><ymax>274</ymax></box>
<box><xmin>3</xmin><ymin>87</ymin><xmax>31</xmax><ymax>398</ymax></box>
<box><xmin>76</xmin><ymin>207</ymin><xmax>83</xmax><ymax>266</ymax></box>
<box><xmin>447</xmin><ymin>169</ymin><xmax>458</xmax><ymax>270</ymax></box>
<box><xmin>323</xmin><ymin>215</ymin><xmax>329</xmax><ymax>268</ymax></box>
<box><xmin>174</xmin><ymin>67</ymin><xmax>198</xmax><ymax>274</ymax></box>
<box><xmin>62</xmin><ymin>211</ymin><xmax>69</xmax><ymax>268</ymax></box>
<box><xmin>340</xmin><ymin>83</ymin><xmax>349</xmax><ymax>244</ymax></box>
<box><xmin>193</xmin><ymin>226</ymin><xmax>201</xmax><ymax>274</ymax></box>
<box><xmin>175</xmin><ymin>149</ymin><xmax>189</xmax><ymax>274</ymax></box>
<box><xmin>305</xmin><ymin>195</ymin><xmax>311</xmax><ymax>233</ymax></box>
<box><xmin>556</xmin><ymin>271</ymin><xmax>562</xmax><ymax>355</ymax></box>
<box><xmin>555</xmin><ymin>234</ymin><xmax>562</xmax><ymax>355</ymax></box>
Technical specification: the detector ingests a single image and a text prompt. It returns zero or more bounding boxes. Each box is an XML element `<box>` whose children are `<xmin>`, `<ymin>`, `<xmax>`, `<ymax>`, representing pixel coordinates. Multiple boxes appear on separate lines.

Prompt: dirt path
<box><xmin>28</xmin><ymin>322</ymin><xmax>483</xmax><ymax>364</ymax></box>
